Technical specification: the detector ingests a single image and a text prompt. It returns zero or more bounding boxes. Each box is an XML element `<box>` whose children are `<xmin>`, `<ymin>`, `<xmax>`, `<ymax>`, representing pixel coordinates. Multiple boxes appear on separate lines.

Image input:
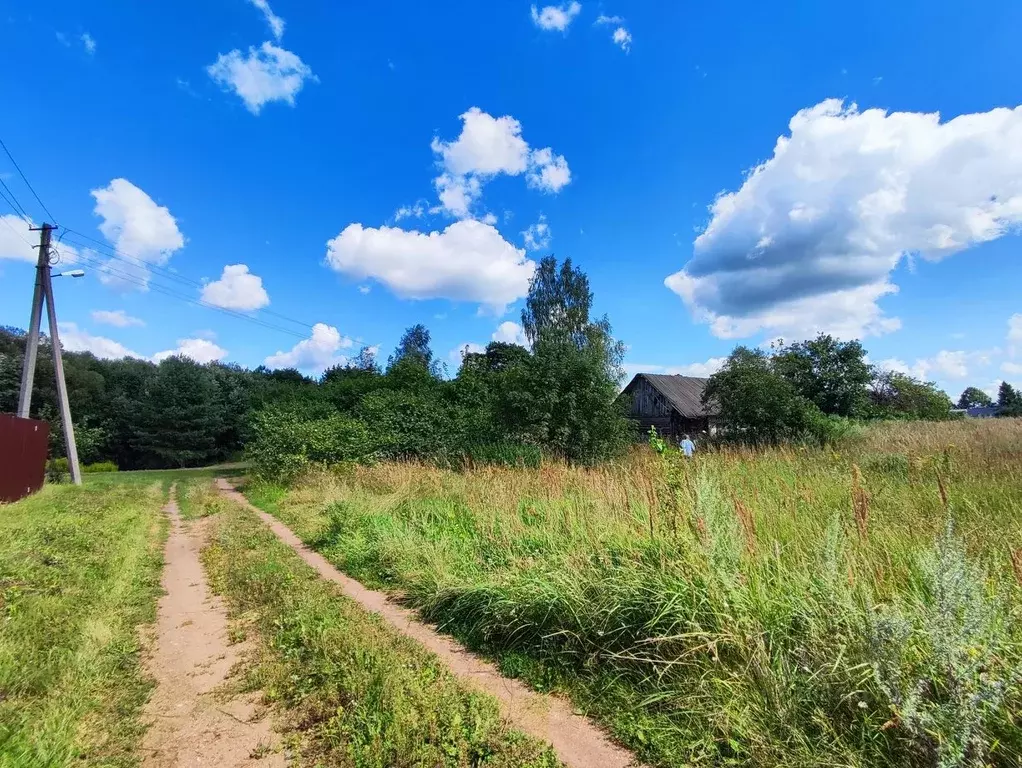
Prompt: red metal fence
<box><xmin>0</xmin><ymin>413</ymin><xmax>50</xmax><ymax>503</ymax></box>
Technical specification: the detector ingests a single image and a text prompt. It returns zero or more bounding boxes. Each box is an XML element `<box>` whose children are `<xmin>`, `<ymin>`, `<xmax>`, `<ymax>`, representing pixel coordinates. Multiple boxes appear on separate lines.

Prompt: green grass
<box><xmin>199</xmin><ymin>493</ymin><xmax>562</xmax><ymax>768</ymax></box>
<box><xmin>244</xmin><ymin>418</ymin><xmax>1022</xmax><ymax>768</ymax></box>
<box><xmin>0</xmin><ymin>479</ymin><xmax>167</xmax><ymax>768</ymax></box>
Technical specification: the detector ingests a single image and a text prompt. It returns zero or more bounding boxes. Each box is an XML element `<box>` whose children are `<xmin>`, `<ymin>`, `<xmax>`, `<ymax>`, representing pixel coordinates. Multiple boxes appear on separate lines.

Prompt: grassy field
<box><xmin>0</xmin><ymin>477</ymin><xmax>167</xmax><ymax>768</ymax></box>
<box><xmin>197</xmin><ymin>489</ymin><xmax>561</xmax><ymax>767</ymax></box>
<box><xmin>245</xmin><ymin>418</ymin><xmax>1022</xmax><ymax>768</ymax></box>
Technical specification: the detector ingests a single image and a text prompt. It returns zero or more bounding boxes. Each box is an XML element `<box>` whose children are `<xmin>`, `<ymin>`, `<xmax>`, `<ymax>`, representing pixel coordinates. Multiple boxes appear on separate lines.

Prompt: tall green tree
<box><xmin>704</xmin><ymin>347</ymin><xmax>823</xmax><ymax>444</ymax></box>
<box><xmin>521</xmin><ymin>256</ymin><xmax>593</xmax><ymax>346</ymax></box>
<box><xmin>957</xmin><ymin>386</ymin><xmax>993</xmax><ymax>409</ymax></box>
<box><xmin>133</xmin><ymin>357</ymin><xmax>224</xmax><ymax>468</ymax></box>
<box><xmin>772</xmin><ymin>335</ymin><xmax>872</xmax><ymax>417</ymax></box>
<box><xmin>510</xmin><ymin>257</ymin><xmax>629</xmax><ymax>462</ymax></box>
<box><xmin>869</xmin><ymin>371</ymin><xmax>952</xmax><ymax>420</ymax></box>
<box><xmin>997</xmin><ymin>381</ymin><xmax>1022</xmax><ymax>417</ymax></box>
<box><xmin>390</xmin><ymin>324</ymin><xmax>438</xmax><ymax>372</ymax></box>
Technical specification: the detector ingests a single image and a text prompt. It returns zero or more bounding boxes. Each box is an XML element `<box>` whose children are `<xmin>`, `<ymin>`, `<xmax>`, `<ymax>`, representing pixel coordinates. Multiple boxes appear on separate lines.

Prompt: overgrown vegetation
<box><xmin>0</xmin><ymin>478</ymin><xmax>167</xmax><ymax>766</ymax></box>
<box><xmin>703</xmin><ymin>336</ymin><xmax>957</xmax><ymax>445</ymax></box>
<box><xmin>198</xmin><ymin>487</ymin><xmax>561</xmax><ymax>767</ymax></box>
<box><xmin>245</xmin><ymin>418</ymin><xmax>1022</xmax><ymax>767</ymax></box>
<box><xmin>247</xmin><ymin>256</ymin><xmax>631</xmax><ymax>480</ymax></box>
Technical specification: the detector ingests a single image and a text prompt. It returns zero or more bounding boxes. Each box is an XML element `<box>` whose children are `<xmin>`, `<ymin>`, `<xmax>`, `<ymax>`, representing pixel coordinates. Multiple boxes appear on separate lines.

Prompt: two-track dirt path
<box><xmin>141</xmin><ymin>487</ymin><xmax>284</xmax><ymax>768</ymax></box>
<box><xmin>215</xmin><ymin>478</ymin><xmax>643</xmax><ymax>768</ymax></box>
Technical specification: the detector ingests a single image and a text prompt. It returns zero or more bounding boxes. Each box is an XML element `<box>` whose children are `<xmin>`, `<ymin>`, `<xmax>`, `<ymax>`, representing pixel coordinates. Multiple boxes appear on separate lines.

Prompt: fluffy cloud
<box><xmin>91</xmin><ymin>179</ymin><xmax>184</xmax><ymax>290</ymax></box>
<box><xmin>530</xmin><ymin>2</ymin><xmax>582</xmax><ymax>31</ymax></box>
<box><xmin>325</xmin><ymin>219</ymin><xmax>536</xmax><ymax>312</ymax></box>
<box><xmin>878</xmin><ymin>349</ymin><xmax>994</xmax><ymax>382</ymax></box>
<box><xmin>91</xmin><ymin>309</ymin><xmax>144</xmax><ymax>327</ymax></box>
<box><xmin>81</xmin><ymin>33</ymin><xmax>96</xmax><ymax>54</ymax></box>
<box><xmin>666</xmin><ymin>100</ymin><xmax>1022</xmax><ymax>340</ymax></box>
<box><xmin>200</xmin><ymin>264</ymin><xmax>270</xmax><ymax>311</ymax></box>
<box><xmin>58</xmin><ymin>322</ymin><xmax>142</xmax><ymax>360</ymax></box>
<box><xmin>264</xmin><ymin>323</ymin><xmax>352</xmax><ymax>372</ymax></box>
<box><xmin>0</xmin><ymin>215</ymin><xmax>42</xmax><ymax>262</ymax></box>
<box><xmin>492</xmin><ymin>320</ymin><xmax>529</xmax><ymax>346</ymax></box>
<box><xmin>522</xmin><ymin>215</ymin><xmax>551</xmax><ymax>250</ymax></box>
<box><xmin>152</xmin><ymin>338</ymin><xmax>228</xmax><ymax>364</ymax></box>
<box><xmin>595</xmin><ymin>13</ymin><xmax>631</xmax><ymax>51</ymax></box>
<box><xmin>430</xmin><ymin>107</ymin><xmax>571</xmax><ymax>217</ymax></box>
<box><xmin>247</xmin><ymin>0</ymin><xmax>285</xmax><ymax>41</ymax></box>
<box><xmin>0</xmin><ymin>215</ymin><xmax>80</xmax><ymax>264</ymax></box>
<box><xmin>526</xmin><ymin>147</ymin><xmax>572</xmax><ymax>193</ymax></box>
<box><xmin>611</xmin><ymin>27</ymin><xmax>632</xmax><ymax>51</ymax></box>
<box><xmin>207</xmin><ymin>42</ymin><xmax>315</xmax><ymax>114</ymax></box>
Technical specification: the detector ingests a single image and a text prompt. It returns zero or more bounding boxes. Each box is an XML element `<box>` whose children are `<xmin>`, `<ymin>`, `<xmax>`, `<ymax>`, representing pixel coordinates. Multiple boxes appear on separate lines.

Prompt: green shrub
<box><xmin>247</xmin><ymin>405</ymin><xmax>375</xmax><ymax>484</ymax></box>
<box><xmin>83</xmin><ymin>461</ymin><xmax>118</xmax><ymax>473</ymax></box>
<box><xmin>45</xmin><ymin>457</ymin><xmax>69</xmax><ymax>483</ymax></box>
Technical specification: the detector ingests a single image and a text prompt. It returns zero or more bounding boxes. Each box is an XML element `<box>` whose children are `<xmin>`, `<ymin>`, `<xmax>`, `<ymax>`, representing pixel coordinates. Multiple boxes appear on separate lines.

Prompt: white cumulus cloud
<box><xmin>200</xmin><ymin>264</ymin><xmax>270</xmax><ymax>311</ymax></box>
<box><xmin>264</xmin><ymin>323</ymin><xmax>353</xmax><ymax>372</ymax></box>
<box><xmin>666</xmin><ymin>99</ymin><xmax>1022</xmax><ymax>341</ymax></box>
<box><xmin>247</xmin><ymin>0</ymin><xmax>285</xmax><ymax>41</ymax></box>
<box><xmin>611</xmin><ymin>27</ymin><xmax>632</xmax><ymax>52</ymax></box>
<box><xmin>207</xmin><ymin>42</ymin><xmax>315</xmax><ymax>114</ymax></box>
<box><xmin>91</xmin><ymin>179</ymin><xmax>184</xmax><ymax>290</ymax></box>
<box><xmin>81</xmin><ymin>33</ymin><xmax>96</xmax><ymax>54</ymax></box>
<box><xmin>492</xmin><ymin>320</ymin><xmax>529</xmax><ymax>346</ymax></box>
<box><xmin>325</xmin><ymin>219</ymin><xmax>536</xmax><ymax>312</ymax></box>
<box><xmin>522</xmin><ymin>215</ymin><xmax>551</xmax><ymax>250</ymax></box>
<box><xmin>152</xmin><ymin>337</ymin><xmax>228</xmax><ymax>365</ymax></box>
<box><xmin>58</xmin><ymin>322</ymin><xmax>142</xmax><ymax>360</ymax></box>
<box><xmin>526</xmin><ymin>147</ymin><xmax>572</xmax><ymax>193</ymax></box>
<box><xmin>91</xmin><ymin>309</ymin><xmax>144</xmax><ymax>328</ymax></box>
<box><xmin>530</xmin><ymin>2</ymin><xmax>582</xmax><ymax>31</ymax></box>
<box><xmin>430</xmin><ymin>107</ymin><xmax>571</xmax><ymax>217</ymax></box>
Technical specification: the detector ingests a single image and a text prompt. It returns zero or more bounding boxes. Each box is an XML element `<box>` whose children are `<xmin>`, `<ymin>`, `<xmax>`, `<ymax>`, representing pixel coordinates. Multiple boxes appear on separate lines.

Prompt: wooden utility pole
<box><xmin>17</xmin><ymin>223</ymin><xmax>82</xmax><ymax>485</ymax></box>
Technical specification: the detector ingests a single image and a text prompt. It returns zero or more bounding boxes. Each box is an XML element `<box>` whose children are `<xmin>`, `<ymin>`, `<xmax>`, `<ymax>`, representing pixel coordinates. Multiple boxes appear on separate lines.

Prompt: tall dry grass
<box><xmin>247</xmin><ymin>418</ymin><xmax>1022</xmax><ymax>767</ymax></box>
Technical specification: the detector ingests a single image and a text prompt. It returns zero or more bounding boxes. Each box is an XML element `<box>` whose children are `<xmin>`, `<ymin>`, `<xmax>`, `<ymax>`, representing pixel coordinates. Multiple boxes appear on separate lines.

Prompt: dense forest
<box><xmin>3</xmin><ymin>255</ymin><xmax>1018</xmax><ymax>474</ymax></box>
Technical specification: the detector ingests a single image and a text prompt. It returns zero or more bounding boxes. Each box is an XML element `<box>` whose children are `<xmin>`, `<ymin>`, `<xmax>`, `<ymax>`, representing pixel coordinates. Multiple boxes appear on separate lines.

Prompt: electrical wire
<box><xmin>71</xmin><ymin>250</ymin><xmax>311</xmax><ymax>340</ymax></box>
<box><xmin>0</xmin><ymin>135</ymin><xmax>57</xmax><ymax>223</ymax></box>
<box><xmin>61</xmin><ymin>227</ymin><xmax>317</xmax><ymax>331</ymax></box>
<box><xmin>0</xmin><ymin>177</ymin><xmax>31</xmax><ymax>221</ymax></box>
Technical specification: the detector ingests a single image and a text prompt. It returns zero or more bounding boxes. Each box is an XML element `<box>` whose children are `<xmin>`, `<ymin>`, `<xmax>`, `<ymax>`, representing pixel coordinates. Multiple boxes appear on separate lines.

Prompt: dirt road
<box><xmin>216</xmin><ymin>478</ymin><xmax>643</xmax><ymax>768</ymax></box>
<box><xmin>141</xmin><ymin>487</ymin><xmax>283</xmax><ymax>768</ymax></box>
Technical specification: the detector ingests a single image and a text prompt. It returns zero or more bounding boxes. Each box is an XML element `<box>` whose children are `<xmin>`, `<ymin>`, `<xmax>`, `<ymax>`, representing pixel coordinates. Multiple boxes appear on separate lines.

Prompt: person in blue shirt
<box><xmin>680</xmin><ymin>434</ymin><xmax>695</xmax><ymax>458</ymax></box>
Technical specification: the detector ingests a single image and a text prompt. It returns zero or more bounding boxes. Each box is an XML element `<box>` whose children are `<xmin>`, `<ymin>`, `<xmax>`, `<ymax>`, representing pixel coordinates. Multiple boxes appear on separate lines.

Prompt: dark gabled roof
<box><xmin>624</xmin><ymin>373</ymin><xmax>718</xmax><ymax>418</ymax></box>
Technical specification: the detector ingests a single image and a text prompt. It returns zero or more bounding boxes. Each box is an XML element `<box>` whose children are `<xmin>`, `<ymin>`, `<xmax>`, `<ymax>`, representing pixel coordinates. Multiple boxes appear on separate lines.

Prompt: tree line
<box><xmin>702</xmin><ymin>337</ymin><xmax>1021</xmax><ymax>444</ymax></box>
<box><xmin>2</xmin><ymin>255</ymin><xmax>1018</xmax><ymax>473</ymax></box>
<box><xmin>0</xmin><ymin>257</ymin><xmax>631</xmax><ymax>474</ymax></box>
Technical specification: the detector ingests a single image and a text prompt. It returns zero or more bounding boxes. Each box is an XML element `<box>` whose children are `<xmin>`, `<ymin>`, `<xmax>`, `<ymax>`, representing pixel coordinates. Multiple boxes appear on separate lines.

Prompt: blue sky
<box><xmin>2</xmin><ymin>0</ymin><xmax>1021</xmax><ymax>398</ymax></box>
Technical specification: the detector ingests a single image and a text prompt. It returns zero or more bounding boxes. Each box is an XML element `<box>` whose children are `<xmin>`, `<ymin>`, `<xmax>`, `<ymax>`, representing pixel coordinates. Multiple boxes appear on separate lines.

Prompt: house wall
<box><xmin>624</xmin><ymin>378</ymin><xmax>710</xmax><ymax>440</ymax></box>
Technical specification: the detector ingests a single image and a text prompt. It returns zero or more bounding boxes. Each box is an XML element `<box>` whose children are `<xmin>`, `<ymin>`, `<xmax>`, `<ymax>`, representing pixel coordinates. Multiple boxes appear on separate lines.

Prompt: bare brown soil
<box><xmin>216</xmin><ymin>478</ymin><xmax>644</xmax><ymax>768</ymax></box>
<box><xmin>140</xmin><ymin>487</ymin><xmax>284</xmax><ymax>768</ymax></box>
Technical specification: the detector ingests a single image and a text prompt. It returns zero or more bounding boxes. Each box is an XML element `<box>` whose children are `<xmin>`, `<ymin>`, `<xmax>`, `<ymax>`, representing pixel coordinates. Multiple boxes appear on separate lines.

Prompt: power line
<box><xmin>0</xmin><ymin>212</ymin><xmax>33</xmax><ymax>248</ymax></box>
<box><xmin>71</xmin><ymin>250</ymin><xmax>311</xmax><ymax>340</ymax></box>
<box><xmin>0</xmin><ymin>177</ymin><xmax>31</xmax><ymax>221</ymax></box>
<box><xmin>61</xmin><ymin>226</ymin><xmax>317</xmax><ymax>331</ymax></box>
<box><xmin>0</xmin><ymin>135</ymin><xmax>57</xmax><ymax>223</ymax></box>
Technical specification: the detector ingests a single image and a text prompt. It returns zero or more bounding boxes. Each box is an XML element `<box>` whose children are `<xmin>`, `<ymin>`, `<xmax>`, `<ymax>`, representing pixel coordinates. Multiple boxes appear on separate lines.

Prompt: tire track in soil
<box><xmin>216</xmin><ymin>477</ymin><xmax>645</xmax><ymax>768</ymax></box>
<box><xmin>141</xmin><ymin>485</ymin><xmax>284</xmax><ymax>768</ymax></box>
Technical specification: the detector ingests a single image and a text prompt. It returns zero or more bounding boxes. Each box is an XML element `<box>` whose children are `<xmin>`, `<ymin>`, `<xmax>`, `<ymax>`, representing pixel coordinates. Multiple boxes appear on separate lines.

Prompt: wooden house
<box><xmin>619</xmin><ymin>373</ymin><xmax>718</xmax><ymax>440</ymax></box>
